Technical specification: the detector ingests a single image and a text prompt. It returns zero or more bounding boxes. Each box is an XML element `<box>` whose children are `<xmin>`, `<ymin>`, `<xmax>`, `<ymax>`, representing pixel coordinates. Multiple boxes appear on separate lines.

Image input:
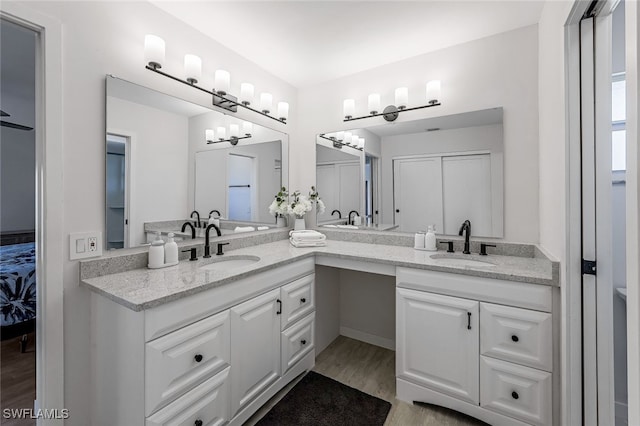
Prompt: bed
<box><xmin>0</xmin><ymin>242</ymin><xmax>36</xmax><ymax>344</ymax></box>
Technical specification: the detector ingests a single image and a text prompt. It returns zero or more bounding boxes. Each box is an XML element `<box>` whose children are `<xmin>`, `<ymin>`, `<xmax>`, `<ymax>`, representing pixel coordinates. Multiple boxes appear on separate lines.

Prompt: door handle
<box><xmin>276</xmin><ymin>299</ymin><xmax>282</xmax><ymax>315</ymax></box>
<box><xmin>396</xmin><ymin>209</ymin><xmax>400</xmax><ymax>213</ymax></box>
<box><xmin>467</xmin><ymin>312</ymin><xmax>472</xmax><ymax>330</ymax></box>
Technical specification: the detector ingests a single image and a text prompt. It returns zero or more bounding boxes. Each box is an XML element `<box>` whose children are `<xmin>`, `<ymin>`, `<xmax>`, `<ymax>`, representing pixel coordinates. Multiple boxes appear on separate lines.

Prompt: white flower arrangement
<box><xmin>288</xmin><ymin>190</ymin><xmax>313</xmax><ymax>219</ymax></box>
<box><xmin>268</xmin><ymin>187</ymin><xmax>289</xmax><ymax>217</ymax></box>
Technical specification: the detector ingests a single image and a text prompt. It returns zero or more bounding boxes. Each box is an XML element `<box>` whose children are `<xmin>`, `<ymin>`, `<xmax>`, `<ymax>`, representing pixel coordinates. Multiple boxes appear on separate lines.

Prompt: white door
<box><xmin>396</xmin><ymin>288</ymin><xmax>479</xmax><ymax>405</ymax></box>
<box><xmin>393</xmin><ymin>158</ymin><xmax>443</xmax><ymax>233</ymax></box>
<box><xmin>442</xmin><ymin>154</ymin><xmax>492</xmax><ymax>236</ymax></box>
<box><xmin>230</xmin><ymin>288</ymin><xmax>281</xmax><ymax>414</ymax></box>
<box><xmin>316</xmin><ymin>164</ymin><xmax>337</xmax><ymax>218</ymax></box>
<box><xmin>338</xmin><ymin>163</ymin><xmax>361</xmax><ymax>217</ymax></box>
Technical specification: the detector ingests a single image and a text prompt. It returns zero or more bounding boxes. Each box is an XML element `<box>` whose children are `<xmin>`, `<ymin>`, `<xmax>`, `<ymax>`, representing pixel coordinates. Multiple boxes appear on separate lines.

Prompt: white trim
<box><xmin>339</xmin><ymin>326</ymin><xmax>395</xmax><ymax>351</ymax></box>
<box><xmin>0</xmin><ymin>2</ymin><xmax>64</xmax><ymax>424</ymax></box>
<box><xmin>625</xmin><ymin>1</ymin><xmax>640</xmax><ymax>423</ymax></box>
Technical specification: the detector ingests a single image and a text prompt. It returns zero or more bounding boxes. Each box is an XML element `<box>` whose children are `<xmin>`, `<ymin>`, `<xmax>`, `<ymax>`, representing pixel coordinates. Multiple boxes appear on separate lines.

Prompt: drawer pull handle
<box><xmin>511</xmin><ymin>335</ymin><xmax>519</xmax><ymax>342</ymax></box>
<box><xmin>511</xmin><ymin>391</ymin><xmax>519</xmax><ymax>400</ymax></box>
<box><xmin>195</xmin><ymin>420</ymin><xmax>203</xmax><ymax>426</ymax></box>
<box><xmin>301</xmin><ymin>339</ymin><xmax>307</xmax><ymax>345</ymax></box>
<box><xmin>277</xmin><ymin>299</ymin><xmax>282</xmax><ymax>315</ymax></box>
<box><xmin>300</xmin><ymin>297</ymin><xmax>306</xmax><ymax>303</ymax></box>
<box><xmin>194</xmin><ymin>354</ymin><xmax>203</xmax><ymax>363</ymax></box>
<box><xmin>467</xmin><ymin>312</ymin><xmax>472</xmax><ymax>330</ymax></box>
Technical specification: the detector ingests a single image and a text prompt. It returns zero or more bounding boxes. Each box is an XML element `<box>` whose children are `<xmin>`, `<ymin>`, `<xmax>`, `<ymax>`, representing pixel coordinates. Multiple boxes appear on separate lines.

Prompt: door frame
<box><xmin>106</xmin><ymin>130</ymin><xmax>135</xmax><ymax>248</ymax></box>
<box><xmin>0</xmin><ymin>2</ymin><xmax>64</xmax><ymax>423</ymax></box>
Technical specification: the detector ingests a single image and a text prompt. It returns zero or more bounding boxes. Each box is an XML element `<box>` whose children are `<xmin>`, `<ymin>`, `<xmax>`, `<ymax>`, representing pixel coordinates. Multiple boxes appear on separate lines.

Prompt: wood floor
<box><xmin>246</xmin><ymin>336</ymin><xmax>486</xmax><ymax>426</ymax></box>
<box><xmin>0</xmin><ymin>332</ymin><xmax>36</xmax><ymax>426</ymax></box>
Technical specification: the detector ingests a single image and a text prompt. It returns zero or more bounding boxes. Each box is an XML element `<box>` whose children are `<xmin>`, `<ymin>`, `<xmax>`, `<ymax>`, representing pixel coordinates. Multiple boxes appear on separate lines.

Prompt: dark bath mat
<box><xmin>255</xmin><ymin>371</ymin><xmax>391</xmax><ymax>426</ymax></box>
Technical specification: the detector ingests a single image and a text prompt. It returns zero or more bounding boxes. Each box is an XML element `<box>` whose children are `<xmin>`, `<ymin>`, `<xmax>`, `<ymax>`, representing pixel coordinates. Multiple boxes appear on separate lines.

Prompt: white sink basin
<box><xmin>199</xmin><ymin>255</ymin><xmax>260</xmax><ymax>272</ymax></box>
<box><xmin>429</xmin><ymin>254</ymin><xmax>496</xmax><ymax>268</ymax></box>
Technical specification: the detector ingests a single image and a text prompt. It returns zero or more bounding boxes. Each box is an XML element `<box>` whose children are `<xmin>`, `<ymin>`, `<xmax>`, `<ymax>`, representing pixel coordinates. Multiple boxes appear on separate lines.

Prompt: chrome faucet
<box><xmin>348</xmin><ymin>210</ymin><xmax>360</xmax><ymax>225</ymax></box>
<box><xmin>181</xmin><ymin>221</ymin><xmax>196</xmax><ymax>239</ymax></box>
<box><xmin>331</xmin><ymin>209</ymin><xmax>342</xmax><ymax>219</ymax></box>
<box><xmin>190</xmin><ymin>210</ymin><xmax>201</xmax><ymax>228</ymax></box>
<box><xmin>458</xmin><ymin>220</ymin><xmax>471</xmax><ymax>254</ymax></box>
<box><xmin>204</xmin><ymin>223</ymin><xmax>222</xmax><ymax>258</ymax></box>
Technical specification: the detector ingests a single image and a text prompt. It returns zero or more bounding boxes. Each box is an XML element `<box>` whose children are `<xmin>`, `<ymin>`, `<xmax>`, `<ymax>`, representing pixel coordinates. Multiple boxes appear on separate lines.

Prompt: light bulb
<box><xmin>242</xmin><ymin>121</ymin><xmax>253</xmax><ymax>135</ymax></box>
<box><xmin>214</xmin><ymin>70</ymin><xmax>230</xmax><ymax>95</ymax></box>
<box><xmin>336</xmin><ymin>131</ymin><xmax>345</xmax><ymax>141</ymax></box>
<box><xmin>184</xmin><ymin>54</ymin><xmax>201</xmax><ymax>84</ymax></box>
<box><xmin>240</xmin><ymin>83</ymin><xmax>254</xmax><ymax>105</ymax></box>
<box><xmin>395</xmin><ymin>87</ymin><xmax>408</xmax><ymax>109</ymax></box>
<box><xmin>230</xmin><ymin>124</ymin><xmax>239</xmax><ymax>138</ymax></box>
<box><xmin>343</xmin><ymin>99</ymin><xmax>355</xmax><ymax>119</ymax></box>
<box><xmin>426</xmin><ymin>80</ymin><xmax>441</xmax><ymax>104</ymax></box>
<box><xmin>368</xmin><ymin>93</ymin><xmax>381</xmax><ymax>115</ymax></box>
<box><xmin>344</xmin><ymin>132</ymin><xmax>352</xmax><ymax>144</ymax></box>
<box><xmin>205</xmin><ymin>129</ymin><xmax>214</xmax><ymax>143</ymax></box>
<box><xmin>277</xmin><ymin>102</ymin><xmax>289</xmax><ymax>121</ymax></box>
<box><xmin>260</xmin><ymin>93</ymin><xmax>273</xmax><ymax>114</ymax></box>
<box><xmin>217</xmin><ymin>126</ymin><xmax>226</xmax><ymax>140</ymax></box>
<box><xmin>144</xmin><ymin>35</ymin><xmax>165</xmax><ymax>69</ymax></box>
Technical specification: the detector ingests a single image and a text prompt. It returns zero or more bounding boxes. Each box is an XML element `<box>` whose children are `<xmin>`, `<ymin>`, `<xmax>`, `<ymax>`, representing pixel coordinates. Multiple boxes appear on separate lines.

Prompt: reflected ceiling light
<box><xmin>205</xmin><ymin>123</ymin><xmax>252</xmax><ymax>146</ymax></box>
<box><xmin>318</xmin><ymin>133</ymin><xmax>363</xmax><ymax>151</ymax></box>
<box><xmin>242</xmin><ymin>121</ymin><xmax>253</xmax><ymax>136</ymax></box>
<box><xmin>342</xmin><ymin>80</ymin><xmax>441</xmax><ymax>122</ymax></box>
<box><xmin>143</xmin><ymin>35</ymin><xmax>288</xmax><ymax>124</ymax></box>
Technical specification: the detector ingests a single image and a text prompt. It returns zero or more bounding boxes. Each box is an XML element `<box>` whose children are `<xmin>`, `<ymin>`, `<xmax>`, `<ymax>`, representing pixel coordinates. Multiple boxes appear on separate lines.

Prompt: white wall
<box><xmin>297</xmin><ymin>25</ymin><xmax>539</xmax><ymax>243</ymax></box>
<box><xmin>107</xmin><ymin>96</ymin><xmax>189</xmax><ymax>246</ymax></box>
<box><xmin>16</xmin><ymin>2</ymin><xmax>296</xmax><ymax>424</ymax></box>
<box><xmin>0</xmin><ymin>127</ymin><xmax>35</xmax><ymax>232</ymax></box>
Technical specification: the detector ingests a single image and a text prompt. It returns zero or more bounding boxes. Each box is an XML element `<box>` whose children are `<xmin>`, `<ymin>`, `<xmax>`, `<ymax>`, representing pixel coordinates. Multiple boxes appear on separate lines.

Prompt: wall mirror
<box><xmin>316</xmin><ymin>107</ymin><xmax>503</xmax><ymax>238</ymax></box>
<box><xmin>105</xmin><ymin>75</ymin><xmax>288</xmax><ymax>249</ymax></box>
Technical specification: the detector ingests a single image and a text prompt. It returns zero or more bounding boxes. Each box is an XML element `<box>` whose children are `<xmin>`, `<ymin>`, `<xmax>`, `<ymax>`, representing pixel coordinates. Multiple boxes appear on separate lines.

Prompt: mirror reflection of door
<box><xmin>106</xmin><ymin>134</ymin><xmax>129</xmax><ymax>249</ymax></box>
<box><xmin>228</xmin><ymin>154</ymin><xmax>255</xmax><ymax>222</ymax></box>
<box><xmin>365</xmin><ymin>155</ymin><xmax>379</xmax><ymax>225</ymax></box>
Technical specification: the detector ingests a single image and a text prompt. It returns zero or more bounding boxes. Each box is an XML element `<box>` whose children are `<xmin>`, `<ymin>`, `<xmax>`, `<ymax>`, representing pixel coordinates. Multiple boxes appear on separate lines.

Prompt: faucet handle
<box><xmin>182</xmin><ymin>248</ymin><xmax>198</xmax><ymax>261</ymax></box>
<box><xmin>480</xmin><ymin>243</ymin><xmax>496</xmax><ymax>256</ymax></box>
<box><xmin>216</xmin><ymin>242</ymin><xmax>230</xmax><ymax>256</ymax></box>
<box><xmin>439</xmin><ymin>241</ymin><xmax>455</xmax><ymax>253</ymax></box>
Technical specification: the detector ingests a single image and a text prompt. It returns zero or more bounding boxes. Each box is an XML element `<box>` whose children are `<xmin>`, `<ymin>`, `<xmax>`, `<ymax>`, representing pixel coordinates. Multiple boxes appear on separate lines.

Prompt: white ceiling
<box><xmin>151</xmin><ymin>1</ymin><xmax>545</xmax><ymax>88</ymax></box>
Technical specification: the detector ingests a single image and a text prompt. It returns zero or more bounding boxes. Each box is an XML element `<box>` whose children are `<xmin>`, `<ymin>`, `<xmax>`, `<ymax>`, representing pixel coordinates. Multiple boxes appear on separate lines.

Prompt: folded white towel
<box><xmin>289</xmin><ymin>238</ymin><xmax>327</xmax><ymax>248</ymax></box>
<box><xmin>257</xmin><ymin>226</ymin><xmax>269</xmax><ymax>231</ymax></box>
<box><xmin>336</xmin><ymin>225</ymin><xmax>359</xmax><ymax>229</ymax></box>
<box><xmin>322</xmin><ymin>224</ymin><xmax>338</xmax><ymax>228</ymax></box>
<box><xmin>289</xmin><ymin>230</ymin><xmax>326</xmax><ymax>241</ymax></box>
<box><xmin>234</xmin><ymin>226</ymin><xmax>256</xmax><ymax>233</ymax></box>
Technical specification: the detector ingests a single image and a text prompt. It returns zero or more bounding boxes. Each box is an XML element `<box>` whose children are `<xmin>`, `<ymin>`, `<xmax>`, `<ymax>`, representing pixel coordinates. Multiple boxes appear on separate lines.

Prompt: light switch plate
<box><xmin>69</xmin><ymin>232</ymin><xmax>103</xmax><ymax>260</ymax></box>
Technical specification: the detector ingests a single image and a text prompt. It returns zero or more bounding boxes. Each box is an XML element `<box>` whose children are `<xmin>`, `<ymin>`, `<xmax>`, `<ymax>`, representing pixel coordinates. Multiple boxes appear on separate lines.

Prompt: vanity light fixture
<box><xmin>143</xmin><ymin>35</ymin><xmax>289</xmax><ymax>124</ymax></box>
<box><xmin>318</xmin><ymin>133</ymin><xmax>363</xmax><ymax>151</ymax></box>
<box><xmin>205</xmin><ymin>123</ymin><xmax>252</xmax><ymax>146</ymax></box>
<box><xmin>342</xmin><ymin>80</ymin><xmax>441</xmax><ymax>122</ymax></box>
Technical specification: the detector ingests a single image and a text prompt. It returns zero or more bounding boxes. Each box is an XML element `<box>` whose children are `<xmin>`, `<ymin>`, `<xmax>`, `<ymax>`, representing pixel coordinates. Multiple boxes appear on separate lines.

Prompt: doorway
<box><xmin>0</xmin><ymin>17</ymin><xmax>37</xmax><ymax>424</ymax></box>
<box><xmin>228</xmin><ymin>154</ymin><xmax>256</xmax><ymax>222</ymax></box>
<box><xmin>105</xmin><ymin>133</ymin><xmax>130</xmax><ymax>249</ymax></box>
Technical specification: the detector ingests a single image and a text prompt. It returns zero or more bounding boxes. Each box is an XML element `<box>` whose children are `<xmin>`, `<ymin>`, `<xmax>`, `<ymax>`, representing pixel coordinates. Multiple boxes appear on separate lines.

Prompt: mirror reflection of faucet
<box><xmin>190</xmin><ymin>210</ymin><xmax>201</xmax><ymax>228</ymax></box>
<box><xmin>348</xmin><ymin>210</ymin><xmax>361</xmax><ymax>226</ymax></box>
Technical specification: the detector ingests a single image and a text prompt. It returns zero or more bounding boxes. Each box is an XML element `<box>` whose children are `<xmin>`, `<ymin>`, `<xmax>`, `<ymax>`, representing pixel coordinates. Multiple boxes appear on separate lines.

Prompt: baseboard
<box><xmin>615</xmin><ymin>400</ymin><xmax>628</xmax><ymax>421</ymax></box>
<box><xmin>340</xmin><ymin>326</ymin><xmax>395</xmax><ymax>351</ymax></box>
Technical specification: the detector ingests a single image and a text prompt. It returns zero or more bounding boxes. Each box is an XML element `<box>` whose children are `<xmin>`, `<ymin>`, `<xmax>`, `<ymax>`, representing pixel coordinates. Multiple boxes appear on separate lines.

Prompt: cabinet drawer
<box><xmin>146</xmin><ymin>366</ymin><xmax>231</xmax><ymax>426</ymax></box>
<box><xmin>280</xmin><ymin>273</ymin><xmax>315</xmax><ymax>330</ymax></box>
<box><xmin>145</xmin><ymin>310</ymin><xmax>230</xmax><ymax>415</ymax></box>
<box><xmin>480</xmin><ymin>356</ymin><xmax>551</xmax><ymax>426</ymax></box>
<box><xmin>480</xmin><ymin>303</ymin><xmax>552</xmax><ymax>371</ymax></box>
<box><xmin>281</xmin><ymin>312</ymin><xmax>315</xmax><ymax>373</ymax></box>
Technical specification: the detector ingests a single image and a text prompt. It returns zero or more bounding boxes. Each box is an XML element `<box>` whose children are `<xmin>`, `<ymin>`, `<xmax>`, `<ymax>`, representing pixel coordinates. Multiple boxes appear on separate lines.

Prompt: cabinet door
<box><xmin>280</xmin><ymin>274</ymin><xmax>315</xmax><ymax>330</ymax></box>
<box><xmin>230</xmin><ymin>288</ymin><xmax>281</xmax><ymax>414</ymax></box>
<box><xmin>397</xmin><ymin>288</ymin><xmax>479</xmax><ymax>404</ymax></box>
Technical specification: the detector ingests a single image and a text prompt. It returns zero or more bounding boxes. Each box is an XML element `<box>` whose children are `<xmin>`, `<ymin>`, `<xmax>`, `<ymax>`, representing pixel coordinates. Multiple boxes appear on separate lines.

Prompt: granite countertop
<box><xmin>80</xmin><ymin>239</ymin><xmax>558</xmax><ymax>312</ymax></box>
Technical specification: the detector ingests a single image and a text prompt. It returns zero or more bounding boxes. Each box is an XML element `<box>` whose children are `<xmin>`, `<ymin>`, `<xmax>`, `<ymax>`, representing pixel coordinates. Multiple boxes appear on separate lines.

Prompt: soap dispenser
<box><xmin>164</xmin><ymin>232</ymin><xmax>178</xmax><ymax>265</ymax></box>
<box><xmin>148</xmin><ymin>232</ymin><xmax>165</xmax><ymax>268</ymax></box>
<box><xmin>425</xmin><ymin>225</ymin><xmax>437</xmax><ymax>251</ymax></box>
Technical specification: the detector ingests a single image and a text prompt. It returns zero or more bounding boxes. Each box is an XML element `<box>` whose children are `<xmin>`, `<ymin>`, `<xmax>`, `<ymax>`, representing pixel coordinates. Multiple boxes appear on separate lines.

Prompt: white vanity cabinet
<box><xmin>90</xmin><ymin>258</ymin><xmax>316</xmax><ymax>426</ymax></box>
<box><xmin>396</xmin><ymin>267</ymin><xmax>557</xmax><ymax>426</ymax></box>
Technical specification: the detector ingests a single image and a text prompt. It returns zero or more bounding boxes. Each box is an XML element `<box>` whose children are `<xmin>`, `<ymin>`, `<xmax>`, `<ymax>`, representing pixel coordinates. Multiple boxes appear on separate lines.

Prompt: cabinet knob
<box><xmin>511</xmin><ymin>391</ymin><xmax>519</xmax><ymax>400</ymax></box>
<box><xmin>194</xmin><ymin>354</ymin><xmax>203</xmax><ymax>363</ymax></box>
<box><xmin>396</xmin><ymin>209</ymin><xmax>400</xmax><ymax>213</ymax></box>
<box><xmin>300</xmin><ymin>297</ymin><xmax>306</xmax><ymax>303</ymax></box>
<box><xmin>301</xmin><ymin>339</ymin><xmax>307</xmax><ymax>345</ymax></box>
<box><xmin>195</xmin><ymin>420</ymin><xmax>203</xmax><ymax>426</ymax></box>
<box><xmin>511</xmin><ymin>335</ymin><xmax>519</xmax><ymax>343</ymax></box>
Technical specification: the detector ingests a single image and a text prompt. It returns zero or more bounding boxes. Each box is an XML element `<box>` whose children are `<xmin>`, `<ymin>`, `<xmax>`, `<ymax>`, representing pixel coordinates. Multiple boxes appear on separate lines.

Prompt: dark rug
<box><xmin>255</xmin><ymin>371</ymin><xmax>392</xmax><ymax>426</ymax></box>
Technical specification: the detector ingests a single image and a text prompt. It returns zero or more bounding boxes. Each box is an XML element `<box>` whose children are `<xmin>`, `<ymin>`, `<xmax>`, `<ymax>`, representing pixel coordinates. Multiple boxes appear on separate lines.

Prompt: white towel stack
<box><xmin>289</xmin><ymin>230</ymin><xmax>327</xmax><ymax>247</ymax></box>
<box><xmin>234</xmin><ymin>226</ymin><xmax>256</xmax><ymax>233</ymax></box>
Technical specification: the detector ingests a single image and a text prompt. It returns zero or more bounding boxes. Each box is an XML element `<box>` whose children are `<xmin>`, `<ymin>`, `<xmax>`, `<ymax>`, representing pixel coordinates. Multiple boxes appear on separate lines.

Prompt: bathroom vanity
<box><xmin>81</xmin><ymin>234</ymin><xmax>559</xmax><ymax>426</ymax></box>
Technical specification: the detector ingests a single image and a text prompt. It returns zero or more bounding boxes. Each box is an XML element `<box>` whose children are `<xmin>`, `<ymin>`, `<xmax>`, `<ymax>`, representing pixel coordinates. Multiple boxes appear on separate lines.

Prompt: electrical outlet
<box><xmin>69</xmin><ymin>232</ymin><xmax>103</xmax><ymax>260</ymax></box>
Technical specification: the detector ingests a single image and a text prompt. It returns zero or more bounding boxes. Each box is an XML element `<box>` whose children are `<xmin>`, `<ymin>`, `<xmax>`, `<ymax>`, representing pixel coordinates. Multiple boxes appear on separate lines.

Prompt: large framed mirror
<box><xmin>105</xmin><ymin>75</ymin><xmax>288</xmax><ymax>250</ymax></box>
<box><xmin>316</xmin><ymin>107</ymin><xmax>503</xmax><ymax>238</ymax></box>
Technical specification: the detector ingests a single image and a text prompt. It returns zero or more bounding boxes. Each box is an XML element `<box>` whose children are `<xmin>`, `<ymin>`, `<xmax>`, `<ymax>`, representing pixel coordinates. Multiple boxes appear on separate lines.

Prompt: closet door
<box><xmin>393</xmin><ymin>158</ymin><xmax>443</xmax><ymax>233</ymax></box>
